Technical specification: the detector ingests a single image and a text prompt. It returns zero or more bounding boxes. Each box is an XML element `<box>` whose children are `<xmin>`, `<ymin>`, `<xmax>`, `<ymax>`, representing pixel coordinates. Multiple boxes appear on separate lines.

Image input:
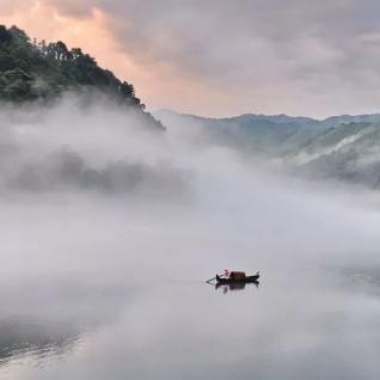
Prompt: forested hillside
<box><xmin>0</xmin><ymin>25</ymin><xmax>163</xmax><ymax>128</ymax></box>
<box><xmin>0</xmin><ymin>25</ymin><xmax>138</xmax><ymax>103</ymax></box>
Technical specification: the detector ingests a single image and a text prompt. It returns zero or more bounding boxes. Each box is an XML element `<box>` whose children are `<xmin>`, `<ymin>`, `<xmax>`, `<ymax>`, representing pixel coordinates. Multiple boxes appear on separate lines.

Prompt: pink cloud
<box><xmin>4</xmin><ymin>0</ymin><xmax>380</xmax><ymax>117</ymax></box>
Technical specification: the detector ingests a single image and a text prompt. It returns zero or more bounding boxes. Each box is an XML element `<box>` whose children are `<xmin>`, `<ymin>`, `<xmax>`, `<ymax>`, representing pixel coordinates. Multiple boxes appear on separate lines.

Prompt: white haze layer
<box><xmin>1</xmin><ymin>95</ymin><xmax>380</xmax><ymax>379</ymax></box>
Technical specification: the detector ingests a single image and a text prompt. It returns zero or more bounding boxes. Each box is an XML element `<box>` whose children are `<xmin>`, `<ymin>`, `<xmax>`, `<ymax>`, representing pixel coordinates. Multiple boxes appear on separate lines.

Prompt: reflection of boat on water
<box><xmin>215</xmin><ymin>280</ymin><xmax>259</xmax><ymax>292</ymax></box>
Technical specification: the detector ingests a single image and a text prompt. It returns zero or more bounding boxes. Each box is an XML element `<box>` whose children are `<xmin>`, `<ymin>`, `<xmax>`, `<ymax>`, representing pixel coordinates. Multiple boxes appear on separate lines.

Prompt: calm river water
<box><xmin>0</xmin><ymin>193</ymin><xmax>380</xmax><ymax>380</ymax></box>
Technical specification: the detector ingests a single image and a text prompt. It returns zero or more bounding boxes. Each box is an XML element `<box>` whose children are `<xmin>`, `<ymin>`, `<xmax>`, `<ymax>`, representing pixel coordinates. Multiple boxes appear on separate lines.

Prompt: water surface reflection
<box><xmin>214</xmin><ymin>281</ymin><xmax>260</xmax><ymax>293</ymax></box>
<box><xmin>1</xmin><ymin>269</ymin><xmax>380</xmax><ymax>380</ymax></box>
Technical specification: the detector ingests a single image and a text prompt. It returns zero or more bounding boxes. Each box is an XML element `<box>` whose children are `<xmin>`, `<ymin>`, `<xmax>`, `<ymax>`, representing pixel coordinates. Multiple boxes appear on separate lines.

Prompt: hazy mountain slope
<box><xmin>155</xmin><ymin>110</ymin><xmax>380</xmax><ymax>188</ymax></box>
<box><xmin>292</xmin><ymin>123</ymin><xmax>380</xmax><ymax>186</ymax></box>
<box><xmin>155</xmin><ymin>110</ymin><xmax>327</xmax><ymax>155</ymax></box>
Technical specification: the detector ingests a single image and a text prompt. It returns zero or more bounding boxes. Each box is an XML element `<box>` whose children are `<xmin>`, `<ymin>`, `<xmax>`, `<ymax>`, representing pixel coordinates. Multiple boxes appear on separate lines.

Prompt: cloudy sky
<box><xmin>3</xmin><ymin>0</ymin><xmax>380</xmax><ymax>117</ymax></box>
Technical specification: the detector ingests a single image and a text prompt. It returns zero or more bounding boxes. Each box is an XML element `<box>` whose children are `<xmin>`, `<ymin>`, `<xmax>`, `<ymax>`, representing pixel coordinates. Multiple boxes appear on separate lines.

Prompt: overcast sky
<box><xmin>3</xmin><ymin>0</ymin><xmax>380</xmax><ymax>117</ymax></box>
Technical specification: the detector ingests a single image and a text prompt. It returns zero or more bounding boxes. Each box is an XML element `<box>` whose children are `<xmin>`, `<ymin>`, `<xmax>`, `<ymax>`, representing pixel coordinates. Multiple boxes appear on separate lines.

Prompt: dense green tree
<box><xmin>0</xmin><ymin>53</ymin><xmax>16</xmax><ymax>71</ymax></box>
<box><xmin>9</xmin><ymin>26</ymin><xmax>30</xmax><ymax>45</ymax></box>
<box><xmin>0</xmin><ymin>26</ymin><xmax>12</xmax><ymax>45</ymax></box>
<box><xmin>0</xmin><ymin>68</ymin><xmax>34</xmax><ymax>101</ymax></box>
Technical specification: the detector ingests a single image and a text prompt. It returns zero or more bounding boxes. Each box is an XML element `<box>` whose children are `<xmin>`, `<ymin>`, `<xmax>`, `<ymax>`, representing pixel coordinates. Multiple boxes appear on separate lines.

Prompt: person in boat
<box><xmin>215</xmin><ymin>269</ymin><xmax>229</xmax><ymax>283</ymax></box>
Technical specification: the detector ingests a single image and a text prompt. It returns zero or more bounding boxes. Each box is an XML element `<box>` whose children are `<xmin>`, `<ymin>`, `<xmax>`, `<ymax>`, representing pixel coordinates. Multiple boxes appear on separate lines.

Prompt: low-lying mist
<box><xmin>2</xmin><ymin>95</ymin><xmax>380</xmax><ymax>378</ymax></box>
<box><xmin>2</xmin><ymin>94</ymin><xmax>380</xmax><ymax>280</ymax></box>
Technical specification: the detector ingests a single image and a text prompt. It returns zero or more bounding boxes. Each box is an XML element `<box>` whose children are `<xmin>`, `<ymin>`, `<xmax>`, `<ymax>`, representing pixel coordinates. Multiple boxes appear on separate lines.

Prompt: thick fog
<box><xmin>1</xmin><ymin>96</ymin><xmax>380</xmax><ymax>379</ymax></box>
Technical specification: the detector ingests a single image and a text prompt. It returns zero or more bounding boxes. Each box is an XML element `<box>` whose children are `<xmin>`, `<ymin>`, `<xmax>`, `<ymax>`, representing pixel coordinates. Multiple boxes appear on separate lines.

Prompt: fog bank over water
<box><xmin>1</xmin><ymin>96</ymin><xmax>380</xmax><ymax>379</ymax></box>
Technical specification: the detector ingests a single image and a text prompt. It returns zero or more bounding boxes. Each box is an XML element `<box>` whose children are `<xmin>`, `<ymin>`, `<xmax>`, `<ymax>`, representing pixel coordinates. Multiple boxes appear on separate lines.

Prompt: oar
<box><xmin>206</xmin><ymin>276</ymin><xmax>216</xmax><ymax>283</ymax></box>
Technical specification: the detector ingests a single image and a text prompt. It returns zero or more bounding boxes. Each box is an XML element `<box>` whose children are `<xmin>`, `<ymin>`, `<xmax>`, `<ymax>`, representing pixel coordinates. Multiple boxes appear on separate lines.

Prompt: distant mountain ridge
<box><xmin>157</xmin><ymin>109</ymin><xmax>380</xmax><ymax>128</ymax></box>
<box><xmin>155</xmin><ymin>110</ymin><xmax>380</xmax><ymax>188</ymax></box>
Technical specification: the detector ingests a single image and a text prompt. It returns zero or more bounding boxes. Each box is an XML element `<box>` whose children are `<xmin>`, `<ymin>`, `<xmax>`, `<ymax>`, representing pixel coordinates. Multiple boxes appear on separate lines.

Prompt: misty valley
<box><xmin>2</xmin><ymin>23</ymin><xmax>380</xmax><ymax>380</ymax></box>
<box><xmin>0</xmin><ymin>97</ymin><xmax>380</xmax><ymax>380</ymax></box>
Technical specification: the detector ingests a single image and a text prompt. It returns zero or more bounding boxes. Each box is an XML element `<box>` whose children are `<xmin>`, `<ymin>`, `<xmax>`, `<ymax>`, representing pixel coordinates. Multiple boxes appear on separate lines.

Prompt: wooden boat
<box><xmin>216</xmin><ymin>271</ymin><xmax>260</xmax><ymax>284</ymax></box>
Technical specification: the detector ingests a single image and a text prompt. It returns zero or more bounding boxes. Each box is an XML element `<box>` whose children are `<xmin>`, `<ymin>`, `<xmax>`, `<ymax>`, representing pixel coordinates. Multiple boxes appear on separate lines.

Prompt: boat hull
<box><xmin>216</xmin><ymin>274</ymin><xmax>260</xmax><ymax>284</ymax></box>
